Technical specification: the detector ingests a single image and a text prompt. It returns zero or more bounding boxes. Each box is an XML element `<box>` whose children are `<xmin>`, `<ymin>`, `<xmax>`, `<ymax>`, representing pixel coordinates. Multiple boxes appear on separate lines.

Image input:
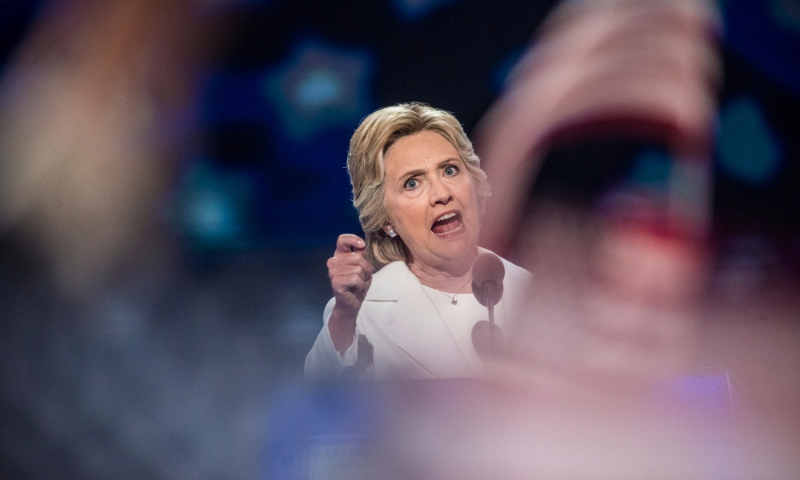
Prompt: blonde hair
<box><xmin>347</xmin><ymin>102</ymin><xmax>490</xmax><ymax>270</ymax></box>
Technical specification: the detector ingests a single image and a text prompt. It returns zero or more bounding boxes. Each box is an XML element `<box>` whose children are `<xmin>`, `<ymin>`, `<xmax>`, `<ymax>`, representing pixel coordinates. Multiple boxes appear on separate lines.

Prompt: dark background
<box><xmin>1</xmin><ymin>0</ymin><xmax>799</xmax><ymax>478</ymax></box>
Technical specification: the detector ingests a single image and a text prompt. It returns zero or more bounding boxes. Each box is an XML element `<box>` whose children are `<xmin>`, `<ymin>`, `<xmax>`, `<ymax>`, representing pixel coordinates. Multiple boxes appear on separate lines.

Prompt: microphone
<box><xmin>471</xmin><ymin>253</ymin><xmax>505</xmax><ymax>359</ymax></box>
<box><xmin>472</xmin><ymin>253</ymin><xmax>505</xmax><ymax>307</ymax></box>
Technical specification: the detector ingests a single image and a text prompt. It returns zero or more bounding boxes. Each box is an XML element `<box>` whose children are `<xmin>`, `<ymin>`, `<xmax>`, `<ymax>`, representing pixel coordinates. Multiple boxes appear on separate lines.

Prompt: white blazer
<box><xmin>305</xmin><ymin>250</ymin><xmax>533</xmax><ymax>380</ymax></box>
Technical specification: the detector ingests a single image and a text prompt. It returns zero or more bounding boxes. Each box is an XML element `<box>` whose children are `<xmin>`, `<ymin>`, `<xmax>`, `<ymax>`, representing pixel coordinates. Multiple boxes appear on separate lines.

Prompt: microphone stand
<box><xmin>484</xmin><ymin>282</ymin><xmax>497</xmax><ymax>356</ymax></box>
<box><xmin>471</xmin><ymin>252</ymin><xmax>505</xmax><ymax>360</ymax></box>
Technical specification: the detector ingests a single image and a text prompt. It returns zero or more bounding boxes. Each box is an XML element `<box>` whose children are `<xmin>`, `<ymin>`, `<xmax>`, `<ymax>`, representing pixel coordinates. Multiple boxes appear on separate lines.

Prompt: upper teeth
<box><xmin>436</xmin><ymin>213</ymin><xmax>456</xmax><ymax>222</ymax></box>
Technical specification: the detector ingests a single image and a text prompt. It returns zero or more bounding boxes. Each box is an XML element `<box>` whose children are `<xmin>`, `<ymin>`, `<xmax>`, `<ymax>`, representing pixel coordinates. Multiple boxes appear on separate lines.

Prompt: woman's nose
<box><xmin>429</xmin><ymin>177</ymin><xmax>453</xmax><ymax>205</ymax></box>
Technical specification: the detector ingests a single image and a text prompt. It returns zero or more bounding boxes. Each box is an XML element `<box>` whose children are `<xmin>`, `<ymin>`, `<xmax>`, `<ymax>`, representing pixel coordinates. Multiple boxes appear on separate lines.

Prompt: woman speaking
<box><xmin>305</xmin><ymin>103</ymin><xmax>532</xmax><ymax>380</ymax></box>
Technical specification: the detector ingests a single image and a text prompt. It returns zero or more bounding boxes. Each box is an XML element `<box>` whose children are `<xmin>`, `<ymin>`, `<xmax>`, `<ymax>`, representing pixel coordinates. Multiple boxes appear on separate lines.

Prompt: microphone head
<box><xmin>472</xmin><ymin>253</ymin><xmax>505</xmax><ymax>306</ymax></box>
<box><xmin>472</xmin><ymin>252</ymin><xmax>505</xmax><ymax>287</ymax></box>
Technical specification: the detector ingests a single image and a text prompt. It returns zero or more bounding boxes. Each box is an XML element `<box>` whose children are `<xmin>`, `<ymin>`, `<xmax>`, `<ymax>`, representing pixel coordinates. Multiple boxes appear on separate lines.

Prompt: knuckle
<box><xmin>348</xmin><ymin>274</ymin><xmax>363</xmax><ymax>287</ymax></box>
<box><xmin>327</xmin><ymin>258</ymin><xmax>338</xmax><ymax>271</ymax></box>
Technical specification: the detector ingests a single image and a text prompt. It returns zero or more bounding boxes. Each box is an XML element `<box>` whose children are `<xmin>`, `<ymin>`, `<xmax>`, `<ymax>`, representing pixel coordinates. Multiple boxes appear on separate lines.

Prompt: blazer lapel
<box><xmin>366</xmin><ymin>262</ymin><xmax>471</xmax><ymax>378</ymax></box>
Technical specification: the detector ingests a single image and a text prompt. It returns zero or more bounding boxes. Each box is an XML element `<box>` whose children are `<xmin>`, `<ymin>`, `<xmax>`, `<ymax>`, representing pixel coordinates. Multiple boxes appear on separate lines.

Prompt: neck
<box><xmin>408</xmin><ymin>247</ymin><xmax>479</xmax><ymax>293</ymax></box>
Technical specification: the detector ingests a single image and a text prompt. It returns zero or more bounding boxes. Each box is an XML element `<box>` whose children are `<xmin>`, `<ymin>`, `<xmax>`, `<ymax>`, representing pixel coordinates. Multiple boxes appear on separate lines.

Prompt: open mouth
<box><xmin>431</xmin><ymin>211</ymin><xmax>463</xmax><ymax>236</ymax></box>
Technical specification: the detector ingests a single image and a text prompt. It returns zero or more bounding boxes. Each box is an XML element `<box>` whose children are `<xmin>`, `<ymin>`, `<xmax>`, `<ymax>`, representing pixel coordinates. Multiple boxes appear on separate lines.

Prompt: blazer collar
<box><xmin>365</xmin><ymin>261</ymin><xmax>472</xmax><ymax>378</ymax></box>
<box><xmin>364</xmin><ymin>248</ymin><xmax>496</xmax><ymax>300</ymax></box>
<box><xmin>364</xmin><ymin>261</ymin><xmax>407</xmax><ymax>301</ymax></box>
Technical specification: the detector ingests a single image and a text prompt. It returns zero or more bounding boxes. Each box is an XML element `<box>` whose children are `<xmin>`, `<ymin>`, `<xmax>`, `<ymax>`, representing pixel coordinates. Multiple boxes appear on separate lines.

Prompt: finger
<box><xmin>332</xmin><ymin>264</ymin><xmax>365</xmax><ymax>278</ymax></box>
<box><xmin>335</xmin><ymin>233</ymin><xmax>367</xmax><ymax>254</ymax></box>
<box><xmin>537</xmin><ymin>1</ymin><xmax>717</xmax><ymax>75</ymax></box>
<box><xmin>509</xmin><ymin>28</ymin><xmax>717</xmax><ymax>142</ymax></box>
<box><xmin>334</xmin><ymin>247</ymin><xmax>371</xmax><ymax>264</ymax></box>
<box><xmin>334</xmin><ymin>269</ymin><xmax>372</xmax><ymax>287</ymax></box>
<box><xmin>542</xmin><ymin>0</ymin><xmax>717</xmax><ymax>42</ymax></box>
<box><xmin>333</xmin><ymin>273</ymin><xmax>367</xmax><ymax>295</ymax></box>
<box><xmin>334</xmin><ymin>250</ymin><xmax>374</xmax><ymax>271</ymax></box>
<box><xmin>334</xmin><ymin>242</ymin><xmax>371</xmax><ymax>266</ymax></box>
<box><xmin>585</xmin><ymin>29</ymin><xmax>721</xmax><ymax>85</ymax></box>
<box><xmin>331</xmin><ymin>258</ymin><xmax>374</xmax><ymax>283</ymax></box>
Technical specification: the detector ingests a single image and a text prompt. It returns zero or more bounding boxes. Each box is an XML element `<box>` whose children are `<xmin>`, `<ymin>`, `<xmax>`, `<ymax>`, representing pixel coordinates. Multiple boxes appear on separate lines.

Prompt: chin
<box><xmin>432</xmin><ymin>231</ymin><xmax>477</xmax><ymax>255</ymax></box>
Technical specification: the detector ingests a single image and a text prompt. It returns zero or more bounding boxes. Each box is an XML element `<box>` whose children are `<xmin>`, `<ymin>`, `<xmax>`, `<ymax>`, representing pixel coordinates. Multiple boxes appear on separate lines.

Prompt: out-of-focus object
<box><xmin>477</xmin><ymin>0</ymin><xmax>721</xmax><ymax>254</ymax></box>
<box><xmin>0</xmin><ymin>0</ymin><xmax>209</xmax><ymax>298</ymax></box>
<box><xmin>264</xmin><ymin>377</ymin><xmax>799</xmax><ymax>480</ymax></box>
<box><xmin>474</xmin><ymin>0</ymin><xmax>722</xmax><ymax>385</ymax></box>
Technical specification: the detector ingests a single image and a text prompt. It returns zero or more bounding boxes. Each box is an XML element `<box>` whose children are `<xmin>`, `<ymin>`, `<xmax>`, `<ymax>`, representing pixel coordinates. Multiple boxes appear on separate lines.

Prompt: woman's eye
<box><xmin>444</xmin><ymin>165</ymin><xmax>458</xmax><ymax>176</ymax></box>
<box><xmin>404</xmin><ymin>178</ymin><xmax>418</xmax><ymax>189</ymax></box>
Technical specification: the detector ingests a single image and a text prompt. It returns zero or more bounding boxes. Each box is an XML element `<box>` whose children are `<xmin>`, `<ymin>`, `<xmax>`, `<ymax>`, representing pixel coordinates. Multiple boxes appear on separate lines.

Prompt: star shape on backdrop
<box><xmin>264</xmin><ymin>39</ymin><xmax>373</xmax><ymax>141</ymax></box>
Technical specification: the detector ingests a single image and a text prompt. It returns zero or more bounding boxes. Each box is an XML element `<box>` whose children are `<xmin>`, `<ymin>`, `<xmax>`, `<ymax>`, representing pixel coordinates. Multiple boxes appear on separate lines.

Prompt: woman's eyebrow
<box><xmin>399</xmin><ymin>168</ymin><xmax>426</xmax><ymax>180</ymax></box>
<box><xmin>437</xmin><ymin>157</ymin><xmax>461</xmax><ymax>168</ymax></box>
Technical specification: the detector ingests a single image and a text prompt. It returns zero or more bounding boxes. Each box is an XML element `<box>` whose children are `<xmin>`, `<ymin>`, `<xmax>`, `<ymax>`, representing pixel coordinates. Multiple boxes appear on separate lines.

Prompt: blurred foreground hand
<box><xmin>475</xmin><ymin>0</ymin><xmax>722</xmax><ymax>387</ymax></box>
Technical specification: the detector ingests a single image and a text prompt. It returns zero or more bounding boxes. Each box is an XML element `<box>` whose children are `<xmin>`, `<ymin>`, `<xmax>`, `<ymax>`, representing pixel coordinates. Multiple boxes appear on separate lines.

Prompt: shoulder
<box><xmin>373</xmin><ymin>260</ymin><xmax>410</xmax><ymax>280</ymax></box>
<box><xmin>501</xmin><ymin>256</ymin><xmax>534</xmax><ymax>283</ymax></box>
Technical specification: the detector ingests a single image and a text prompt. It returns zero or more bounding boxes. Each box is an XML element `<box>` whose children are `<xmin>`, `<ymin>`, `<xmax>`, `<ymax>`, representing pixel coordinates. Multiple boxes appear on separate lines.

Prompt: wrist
<box><xmin>328</xmin><ymin>307</ymin><xmax>357</xmax><ymax>354</ymax></box>
<box><xmin>330</xmin><ymin>303</ymin><xmax>359</xmax><ymax>323</ymax></box>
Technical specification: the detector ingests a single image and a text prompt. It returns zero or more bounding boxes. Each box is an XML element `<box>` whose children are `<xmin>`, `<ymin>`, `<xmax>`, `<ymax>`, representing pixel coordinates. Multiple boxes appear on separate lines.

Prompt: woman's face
<box><xmin>383</xmin><ymin>130</ymin><xmax>480</xmax><ymax>272</ymax></box>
